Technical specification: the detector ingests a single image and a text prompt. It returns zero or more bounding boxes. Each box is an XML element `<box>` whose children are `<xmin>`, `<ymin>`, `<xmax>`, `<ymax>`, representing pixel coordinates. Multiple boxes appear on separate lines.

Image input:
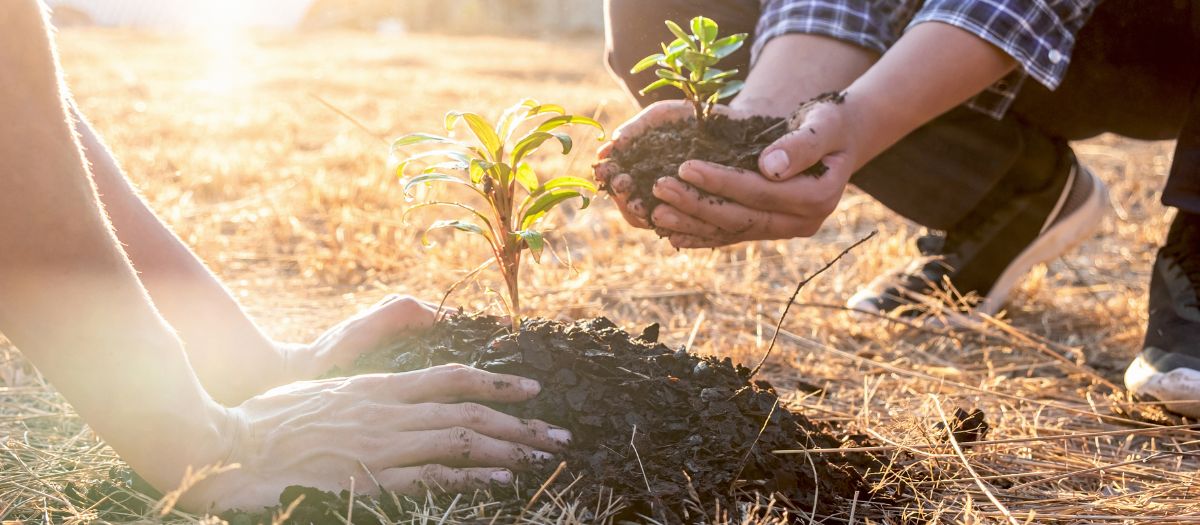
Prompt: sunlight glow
<box><xmin>190</xmin><ymin>0</ymin><xmax>252</xmax><ymax>95</ymax></box>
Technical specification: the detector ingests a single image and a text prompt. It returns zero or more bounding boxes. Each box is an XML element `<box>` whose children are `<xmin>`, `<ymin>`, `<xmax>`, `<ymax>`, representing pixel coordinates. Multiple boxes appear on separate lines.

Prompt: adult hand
<box><xmin>182</xmin><ymin>364</ymin><xmax>569</xmax><ymax>512</ymax></box>
<box><xmin>280</xmin><ymin>294</ymin><xmax>441</xmax><ymax>382</ymax></box>
<box><xmin>650</xmin><ymin>97</ymin><xmax>862</xmax><ymax>248</ymax></box>
<box><xmin>593</xmin><ymin>99</ymin><xmax>701</xmax><ymax>229</ymax></box>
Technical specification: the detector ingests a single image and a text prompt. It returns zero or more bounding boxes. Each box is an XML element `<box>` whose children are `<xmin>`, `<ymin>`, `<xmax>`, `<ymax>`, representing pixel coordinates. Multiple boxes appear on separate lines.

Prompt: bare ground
<box><xmin>0</xmin><ymin>29</ymin><xmax>1196</xmax><ymax>523</ymax></box>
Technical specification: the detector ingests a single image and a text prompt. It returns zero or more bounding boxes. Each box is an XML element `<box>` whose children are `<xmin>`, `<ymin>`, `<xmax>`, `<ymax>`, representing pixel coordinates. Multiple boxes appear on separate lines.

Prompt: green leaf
<box><xmin>497</xmin><ymin>100</ymin><xmax>568</xmax><ymax>142</ymax></box>
<box><xmin>511</xmin><ymin>131</ymin><xmax>572</xmax><ymax>166</ymax></box>
<box><xmin>639</xmin><ymin>78</ymin><xmax>678</xmax><ymax>95</ymax></box>
<box><xmin>391</xmin><ymin>133</ymin><xmax>464</xmax><ymax>153</ymax></box>
<box><xmin>520</xmin><ymin>188</ymin><xmax>589</xmax><ymax>230</ymax></box>
<box><xmin>690</xmin><ymin>16</ymin><xmax>719</xmax><ymax>45</ymax></box>
<box><xmin>711</xmin><ymin>33</ymin><xmax>747</xmax><ymax>59</ymax></box>
<box><xmin>543</xmin><ymin>176</ymin><xmax>597</xmax><ymax>193</ymax></box>
<box><xmin>681</xmin><ymin>50</ymin><xmax>718</xmax><ymax>70</ymax></box>
<box><xmin>702</xmin><ymin>68</ymin><xmax>737</xmax><ymax>81</ymax></box>
<box><xmin>665</xmin><ymin>20</ymin><xmax>691</xmax><ymax>46</ymax></box>
<box><xmin>515</xmin><ymin>230</ymin><xmax>545</xmax><ymax>262</ymax></box>
<box><xmin>514</xmin><ymin>163</ymin><xmax>539</xmax><ymax>193</ymax></box>
<box><xmin>714</xmin><ymin>79</ymin><xmax>745</xmax><ymax>100</ymax></box>
<box><xmin>403</xmin><ymin>201</ymin><xmax>493</xmax><ymax>230</ymax></box>
<box><xmin>421</xmin><ymin>219</ymin><xmax>487</xmax><ymax>247</ymax></box>
<box><xmin>469</xmin><ymin>159</ymin><xmax>494</xmax><ymax>184</ymax></box>
<box><xmin>445</xmin><ymin>111</ymin><xmax>502</xmax><ymax>161</ymax></box>
<box><xmin>631</xmin><ymin>53</ymin><xmax>665</xmax><ymax>74</ymax></box>
<box><xmin>402</xmin><ymin>172</ymin><xmax>478</xmax><ymax>196</ymax></box>
<box><xmin>534</xmin><ymin>115</ymin><xmax>606</xmax><ymax>140</ymax></box>
<box><xmin>655</xmin><ymin>68</ymin><xmax>688</xmax><ymax>82</ymax></box>
<box><xmin>395</xmin><ymin>149</ymin><xmax>471</xmax><ymax>175</ymax></box>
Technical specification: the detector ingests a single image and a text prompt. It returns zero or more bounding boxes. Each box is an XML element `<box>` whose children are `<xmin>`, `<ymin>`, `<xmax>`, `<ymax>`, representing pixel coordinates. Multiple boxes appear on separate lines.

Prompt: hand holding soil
<box><xmin>180</xmin><ymin>364</ymin><xmax>568</xmax><ymax>513</ymax></box>
<box><xmin>597</xmin><ymin>94</ymin><xmax>858</xmax><ymax>249</ymax></box>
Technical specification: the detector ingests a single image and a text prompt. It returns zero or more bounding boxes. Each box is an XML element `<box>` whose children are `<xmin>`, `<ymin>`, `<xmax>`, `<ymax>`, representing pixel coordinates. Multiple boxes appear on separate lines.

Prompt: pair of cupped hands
<box><xmin>594</xmin><ymin>97</ymin><xmax>861</xmax><ymax>248</ymax></box>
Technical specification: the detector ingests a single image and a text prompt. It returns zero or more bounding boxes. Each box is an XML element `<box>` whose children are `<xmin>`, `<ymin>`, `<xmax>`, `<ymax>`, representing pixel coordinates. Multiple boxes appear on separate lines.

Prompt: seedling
<box><xmin>630</xmin><ymin>16</ymin><xmax>747</xmax><ymax>129</ymax></box>
<box><xmin>393</xmin><ymin>99</ymin><xmax>604</xmax><ymax>329</ymax></box>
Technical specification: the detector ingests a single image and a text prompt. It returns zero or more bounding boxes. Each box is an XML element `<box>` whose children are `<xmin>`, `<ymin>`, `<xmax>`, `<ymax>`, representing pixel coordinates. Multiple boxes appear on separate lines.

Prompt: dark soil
<box><xmin>69</xmin><ymin>315</ymin><xmax>880</xmax><ymax>524</ymax></box>
<box><xmin>608</xmin><ymin>115</ymin><xmax>787</xmax><ymax>219</ymax></box>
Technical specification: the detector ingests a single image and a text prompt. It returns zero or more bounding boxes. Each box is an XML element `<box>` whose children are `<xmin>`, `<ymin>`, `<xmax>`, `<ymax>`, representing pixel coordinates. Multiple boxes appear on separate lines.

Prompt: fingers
<box><xmin>392</xmin><ymin>363</ymin><xmax>541</xmax><ymax>404</ymax></box>
<box><xmin>405</xmin><ymin>402</ymin><xmax>571</xmax><ymax>452</ymax></box>
<box><xmin>651</xmin><ymin>176</ymin><xmax>768</xmax><ymax>233</ymax></box>
<box><xmin>384</xmin><ymin>426</ymin><xmax>554</xmax><ymax>469</ymax></box>
<box><xmin>378</xmin><ymin>465</ymin><xmax>512</xmax><ymax>496</ymax></box>
<box><xmin>759</xmin><ymin>105</ymin><xmax>842</xmax><ymax>181</ymax></box>
<box><xmin>611</xmin><ymin>100</ymin><xmax>693</xmax><ymax>149</ymax></box>
<box><xmin>676</xmin><ymin>161</ymin><xmax>795</xmax><ymax>213</ymax></box>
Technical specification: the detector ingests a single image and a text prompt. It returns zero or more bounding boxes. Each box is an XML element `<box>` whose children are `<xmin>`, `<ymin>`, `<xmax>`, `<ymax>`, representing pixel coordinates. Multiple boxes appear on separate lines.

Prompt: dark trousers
<box><xmin>604</xmin><ymin>0</ymin><xmax>1200</xmax><ymax>230</ymax></box>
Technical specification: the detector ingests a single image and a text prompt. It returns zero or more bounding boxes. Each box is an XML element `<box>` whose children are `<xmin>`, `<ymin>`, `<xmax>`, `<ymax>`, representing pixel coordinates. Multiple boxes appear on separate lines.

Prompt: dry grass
<box><xmin>0</xmin><ymin>27</ymin><xmax>1196</xmax><ymax>523</ymax></box>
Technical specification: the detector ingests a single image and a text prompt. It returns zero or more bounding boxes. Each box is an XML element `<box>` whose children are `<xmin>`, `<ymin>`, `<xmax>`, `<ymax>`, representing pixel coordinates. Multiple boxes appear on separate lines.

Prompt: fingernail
<box><xmin>548</xmin><ymin>428</ymin><xmax>572</xmax><ymax>445</ymax></box>
<box><xmin>653</xmin><ymin>208</ymin><xmax>677</xmax><ymax>227</ymax></box>
<box><xmin>678</xmin><ymin>164</ymin><xmax>704</xmax><ymax>185</ymax></box>
<box><xmin>762</xmin><ymin>150</ymin><xmax>789</xmax><ymax>177</ymax></box>
<box><xmin>532</xmin><ymin>450</ymin><xmax>554</xmax><ymax>462</ymax></box>
<box><xmin>490</xmin><ymin>470</ymin><xmax>513</xmax><ymax>484</ymax></box>
<box><xmin>520</xmin><ymin>379</ymin><xmax>541</xmax><ymax>395</ymax></box>
<box><xmin>653</xmin><ymin>180</ymin><xmax>679</xmax><ymax>202</ymax></box>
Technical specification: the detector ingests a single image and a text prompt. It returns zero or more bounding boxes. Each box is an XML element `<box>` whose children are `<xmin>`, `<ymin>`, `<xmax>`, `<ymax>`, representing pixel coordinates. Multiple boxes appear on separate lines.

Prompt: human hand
<box><xmin>281</xmin><ymin>295</ymin><xmax>441</xmax><ymax>382</ymax></box>
<box><xmin>593</xmin><ymin>99</ymin><xmax>710</xmax><ymax>229</ymax></box>
<box><xmin>181</xmin><ymin>364</ymin><xmax>568</xmax><ymax>512</ymax></box>
<box><xmin>650</xmin><ymin>96</ymin><xmax>860</xmax><ymax>248</ymax></box>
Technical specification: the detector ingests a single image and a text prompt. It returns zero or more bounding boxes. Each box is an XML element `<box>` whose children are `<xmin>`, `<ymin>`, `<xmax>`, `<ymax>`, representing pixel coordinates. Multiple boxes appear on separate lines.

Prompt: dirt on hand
<box><xmin>608</xmin><ymin>115</ymin><xmax>787</xmax><ymax>219</ymax></box>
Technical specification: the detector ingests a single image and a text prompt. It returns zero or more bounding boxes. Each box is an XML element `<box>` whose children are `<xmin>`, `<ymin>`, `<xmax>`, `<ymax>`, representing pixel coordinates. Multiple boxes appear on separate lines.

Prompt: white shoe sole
<box><xmin>1124</xmin><ymin>350</ymin><xmax>1200</xmax><ymax>418</ymax></box>
<box><xmin>847</xmin><ymin>164</ymin><xmax>1110</xmax><ymax>324</ymax></box>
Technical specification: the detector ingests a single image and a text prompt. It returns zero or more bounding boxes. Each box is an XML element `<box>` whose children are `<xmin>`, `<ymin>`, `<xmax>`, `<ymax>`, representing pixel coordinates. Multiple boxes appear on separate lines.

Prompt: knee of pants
<box><xmin>604</xmin><ymin>0</ymin><xmax>688</xmax><ymax>107</ymax></box>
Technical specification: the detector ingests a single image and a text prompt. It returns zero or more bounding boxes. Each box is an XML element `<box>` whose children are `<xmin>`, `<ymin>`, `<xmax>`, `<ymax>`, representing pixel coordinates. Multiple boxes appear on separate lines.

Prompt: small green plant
<box><xmin>393</xmin><ymin>99</ymin><xmax>604</xmax><ymax>329</ymax></box>
<box><xmin>630</xmin><ymin>16</ymin><xmax>747</xmax><ymax>129</ymax></box>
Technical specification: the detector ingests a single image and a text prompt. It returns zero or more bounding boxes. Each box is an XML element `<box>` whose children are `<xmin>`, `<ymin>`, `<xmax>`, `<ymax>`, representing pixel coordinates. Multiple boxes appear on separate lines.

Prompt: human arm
<box><xmin>0</xmin><ymin>1</ymin><xmax>566</xmax><ymax>510</ymax></box>
<box><xmin>653</xmin><ymin>22</ymin><xmax>1016</xmax><ymax>247</ymax></box>
<box><xmin>75</xmin><ymin>87</ymin><xmax>435</xmax><ymax>405</ymax></box>
<box><xmin>594</xmin><ymin>33</ymin><xmax>875</xmax><ymax>230</ymax></box>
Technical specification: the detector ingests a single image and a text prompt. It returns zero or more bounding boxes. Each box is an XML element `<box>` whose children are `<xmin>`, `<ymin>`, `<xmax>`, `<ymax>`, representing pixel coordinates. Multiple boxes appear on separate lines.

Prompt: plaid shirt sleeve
<box><xmin>753</xmin><ymin>0</ymin><xmax>1102</xmax><ymax>118</ymax></box>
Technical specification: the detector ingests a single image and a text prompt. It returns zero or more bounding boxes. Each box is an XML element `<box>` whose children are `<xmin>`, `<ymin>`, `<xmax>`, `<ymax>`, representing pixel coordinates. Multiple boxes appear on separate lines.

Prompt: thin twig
<box><xmin>933</xmin><ymin>396</ymin><xmax>1019</xmax><ymax>525</ymax></box>
<box><xmin>630</xmin><ymin>425</ymin><xmax>653</xmax><ymax>496</ymax></box>
<box><xmin>308</xmin><ymin>92</ymin><xmax>390</xmax><ymax>146</ymax></box>
<box><xmin>748</xmin><ymin>231</ymin><xmax>876</xmax><ymax>379</ymax></box>
<box><xmin>522</xmin><ymin>461</ymin><xmax>567</xmax><ymax>514</ymax></box>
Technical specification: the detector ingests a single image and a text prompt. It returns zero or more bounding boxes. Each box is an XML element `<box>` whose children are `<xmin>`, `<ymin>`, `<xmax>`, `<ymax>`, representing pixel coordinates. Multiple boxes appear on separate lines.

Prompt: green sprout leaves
<box><xmin>631</xmin><ymin>16</ymin><xmax>747</xmax><ymax>125</ymax></box>
<box><xmin>392</xmin><ymin>99</ymin><xmax>604</xmax><ymax>327</ymax></box>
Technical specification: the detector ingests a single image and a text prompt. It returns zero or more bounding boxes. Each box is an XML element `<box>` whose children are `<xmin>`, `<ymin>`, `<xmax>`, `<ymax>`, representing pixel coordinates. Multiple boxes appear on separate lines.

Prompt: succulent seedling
<box><xmin>630</xmin><ymin>16</ymin><xmax>747</xmax><ymax>129</ymax></box>
<box><xmin>393</xmin><ymin>99</ymin><xmax>604</xmax><ymax>329</ymax></box>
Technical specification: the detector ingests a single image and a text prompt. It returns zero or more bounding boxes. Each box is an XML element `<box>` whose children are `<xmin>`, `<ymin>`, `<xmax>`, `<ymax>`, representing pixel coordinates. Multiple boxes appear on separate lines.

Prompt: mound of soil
<box><xmin>69</xmin><ymin>315</ymin><xmax>877</xmax><ymax>524</ymax></box>
<box><xmin>608</xmin><ymin>115</ymin><xmax>788</xmax><ymax>218</ymax></box>
<box><xmin>341</xmin><ymin>315</ymin><xmax>869</xmax><ymax>522</ymax></box>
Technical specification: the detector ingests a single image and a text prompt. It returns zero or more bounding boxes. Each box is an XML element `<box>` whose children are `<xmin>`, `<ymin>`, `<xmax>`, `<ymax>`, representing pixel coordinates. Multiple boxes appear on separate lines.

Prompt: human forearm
<box><xmin>73</xmin><ymin>108</ymin><xmax>289</xmax><ymax>403</ymax></box>
<box><xmin>732</xmin><ymin>33</ymin><xmax>877</xmax><ymax>116</ymax></box>
<box><xmin>843</xmin><ymin>22</ymin><xmax>1016</xmax><ymax>168</ymax></box>
<box><xmin>0</xmin><ymin>0</ymin><xmax>229</xmax><ymax>492</ymax></box>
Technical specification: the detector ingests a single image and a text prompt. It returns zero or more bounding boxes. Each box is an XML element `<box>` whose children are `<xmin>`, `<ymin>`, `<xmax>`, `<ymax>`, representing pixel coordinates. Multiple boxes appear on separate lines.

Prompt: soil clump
<box><xmin>608</xmin><ymin>115</ymin><xmax>788</xmax><ymax>219</ymax></box>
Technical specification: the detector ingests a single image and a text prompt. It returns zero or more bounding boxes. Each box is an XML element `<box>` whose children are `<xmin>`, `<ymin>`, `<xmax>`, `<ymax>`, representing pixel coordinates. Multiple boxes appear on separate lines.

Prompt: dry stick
<box><xmin>748</xmin><ymin>231</ymin><xmax>877</xmax><ymax>380</ymax></box>
<box><xmin>1007</xmin><ymin>451</ymin><xmax>1172</xmax><ymax>491</ymax></box>
<box><xmin>434</xmin><ymin>258</ymin><xmax>496</xmax><ymax>324</ymax></box>
<box><xmin>728</xmin><ymin>398</ymin><xmax>780</xmax><ymax>494</ymax></box>
<box><xmin>630</xmin><ymin>425</ymin><xmax>653</xmax><ymax>496</ymax></box>
<box><xmin>932</xmin><ymin>396</ymin><xmax>1020</xmax><ymax>525</ymax></box>
<box><xmin>522</xmin><ymin>461</ymin><xmax>567</xmax><ymax>514</ymax></box>
<box><xmin>308</xmin><ymin>93</ymin><xmax>390</xmax><ymax>146</ymax></box>
<box><xmin>773</xmin><ymin>422</ymin><xmax>1200</xmax><ymax>454</ymax></box>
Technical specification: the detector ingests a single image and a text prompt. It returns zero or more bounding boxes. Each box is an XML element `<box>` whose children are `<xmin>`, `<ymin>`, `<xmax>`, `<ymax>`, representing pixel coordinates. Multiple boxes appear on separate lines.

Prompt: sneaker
<box><xmin>848</xmin><ymin>156</ymin><xmax>1109</xmax><ymax>319</ymax></box>
<box><xmin>1123</xmin><ymin>212</ymin><xmax>1200</xmax><ymax>417</ymax></box>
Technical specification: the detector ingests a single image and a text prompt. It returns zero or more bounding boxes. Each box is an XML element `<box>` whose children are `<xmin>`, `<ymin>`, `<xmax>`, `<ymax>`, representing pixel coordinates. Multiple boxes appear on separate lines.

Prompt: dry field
<box><xmin>0</xmin><ymin>28</ymin><xmax>1196</xmax><ymax>523</ymax></box>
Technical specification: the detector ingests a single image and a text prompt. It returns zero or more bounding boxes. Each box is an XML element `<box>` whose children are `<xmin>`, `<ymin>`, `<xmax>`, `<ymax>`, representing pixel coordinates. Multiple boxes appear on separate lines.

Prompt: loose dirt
<box><xmin>607</xmin><ymin>115</ymin><xmax>788</xmax><ymax>219</ymax></box>
<box><xmin>70</xmin><ymin>315</ymin><xmax>878</xmax><ymax>523</ymax></box>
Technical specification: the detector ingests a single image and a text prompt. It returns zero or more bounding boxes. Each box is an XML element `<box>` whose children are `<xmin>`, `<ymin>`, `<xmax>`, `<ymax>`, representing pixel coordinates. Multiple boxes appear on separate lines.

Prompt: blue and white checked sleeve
<box><xmin>753</xmin><ymin>0</ymin><xmax>1102</xmax><ymax>118</ymax></box>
